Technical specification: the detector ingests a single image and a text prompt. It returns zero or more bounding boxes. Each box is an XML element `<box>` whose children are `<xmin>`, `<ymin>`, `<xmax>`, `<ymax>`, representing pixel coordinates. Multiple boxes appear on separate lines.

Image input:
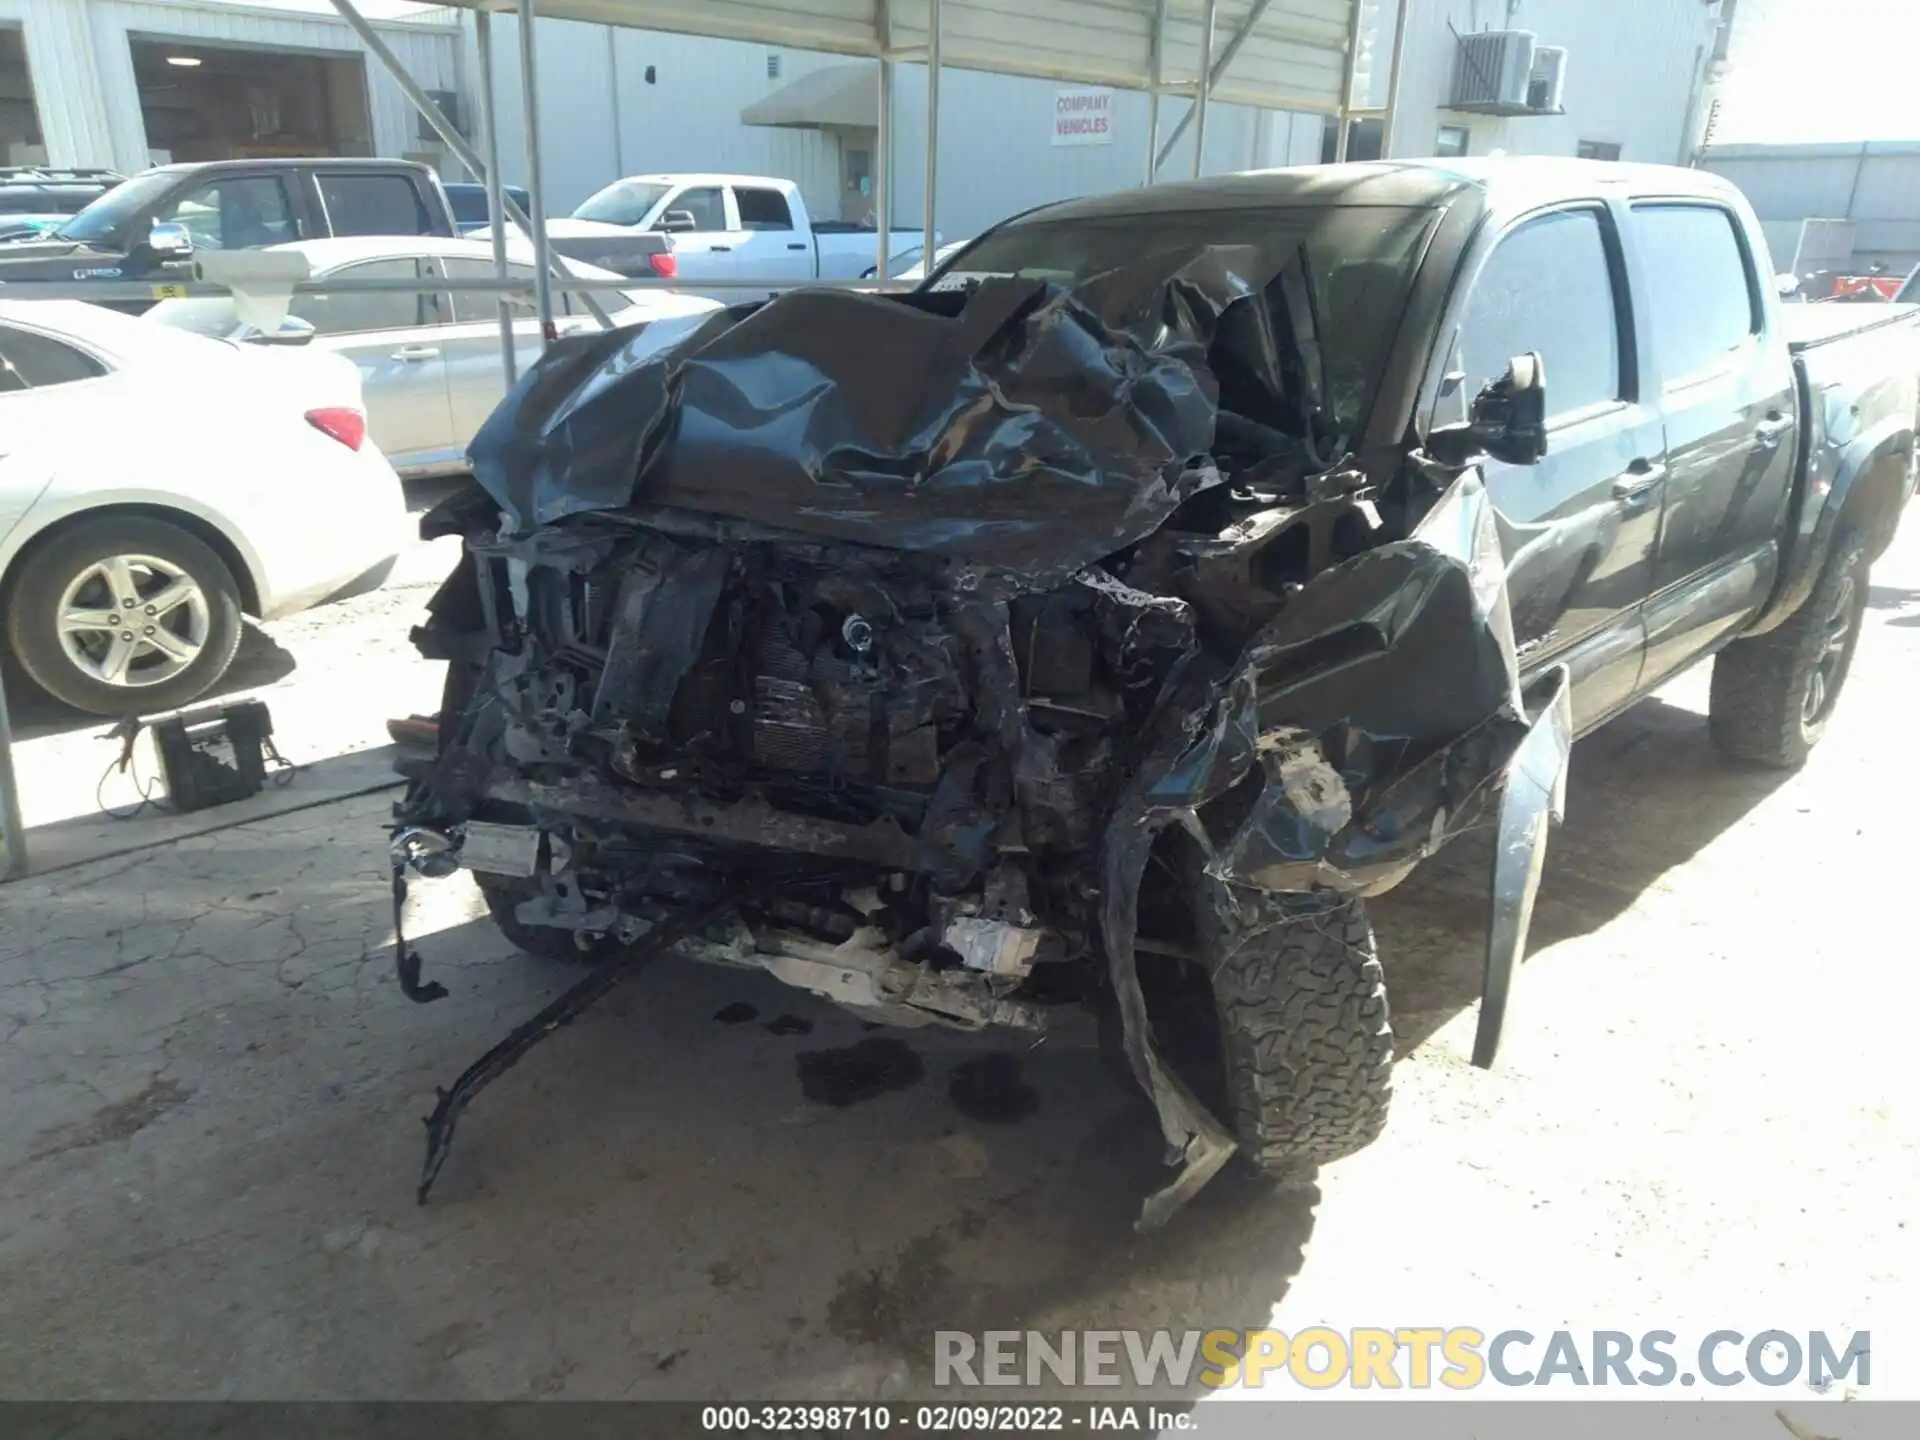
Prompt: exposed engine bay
<box><xmin>395</xmin><ymin>249</ymin><xmax>1569</xmax><ymax>1224</ymax></box>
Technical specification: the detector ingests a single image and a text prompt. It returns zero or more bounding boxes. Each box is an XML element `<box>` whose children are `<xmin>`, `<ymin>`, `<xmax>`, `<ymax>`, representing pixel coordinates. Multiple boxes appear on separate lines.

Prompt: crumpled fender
<box><xmin>1096</xmin><ymin>470</ymin><xmax>1572</xmax><ymax>1228</ymax></box>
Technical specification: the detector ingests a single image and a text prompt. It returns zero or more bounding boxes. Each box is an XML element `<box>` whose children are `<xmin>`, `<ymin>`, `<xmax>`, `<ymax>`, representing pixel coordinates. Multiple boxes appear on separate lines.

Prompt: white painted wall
<box><xmin>466</xmin><ymin>17</ymin><xmax>850</xmax><ymax>222</ymax></box>
<box><xmin>1355</xmin><ymin>0</ymin><xmax>1722</xmax><ymax>163</ymax></box>
<box><xmin>468</xmin><ymin>20</ymin><xmax>1326</xmax><ymax>241</ymax></box>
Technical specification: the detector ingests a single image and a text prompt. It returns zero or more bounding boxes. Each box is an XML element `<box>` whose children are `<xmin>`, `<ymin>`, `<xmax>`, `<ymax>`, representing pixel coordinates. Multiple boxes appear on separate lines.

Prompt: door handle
<box><xmin>709</xmin><ymin>245</ymin><xmax>731</xmax><ymax>253</ymax></box>
<box><xmin>1755</xmin><ymin>413</ymin><xmax>1792</xmax><ymax>448</ymax></box>
<box><xmin>391</xmin><ymin>345</ymin><xmax>440</xmax><ymax>361</ymax></box>
<box><xmin>1611</xmin><ymin>460</ymin><xmax>1667</xmax><ymax>502</ymax></box>
<box><xmin>786</xmin><ymin>242</ymin><xmax>807</xmax><ymax>251</ymax></box>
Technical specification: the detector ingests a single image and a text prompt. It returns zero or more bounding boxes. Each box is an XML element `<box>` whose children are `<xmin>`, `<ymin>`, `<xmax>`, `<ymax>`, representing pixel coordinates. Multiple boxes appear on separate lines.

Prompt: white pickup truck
<box><xmin>545</xmin><ymin>173</ymin><xmax>932</xmax><ymax>297</ymax></box>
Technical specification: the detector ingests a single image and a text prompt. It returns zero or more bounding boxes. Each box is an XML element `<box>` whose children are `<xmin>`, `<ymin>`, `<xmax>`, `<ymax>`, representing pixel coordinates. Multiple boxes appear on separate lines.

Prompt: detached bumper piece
<box><xmin>415</xmin><ymin>890</ymin><xmax>745</xmax><ymax>1203</ymax></box>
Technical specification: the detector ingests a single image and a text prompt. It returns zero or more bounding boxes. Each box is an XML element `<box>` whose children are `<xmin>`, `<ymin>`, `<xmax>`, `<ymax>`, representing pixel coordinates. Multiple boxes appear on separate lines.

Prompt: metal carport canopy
<box><xmin>434</xmin><ymin>1</ymin><xmax>1359</xmax><ymax>116</ymax></box>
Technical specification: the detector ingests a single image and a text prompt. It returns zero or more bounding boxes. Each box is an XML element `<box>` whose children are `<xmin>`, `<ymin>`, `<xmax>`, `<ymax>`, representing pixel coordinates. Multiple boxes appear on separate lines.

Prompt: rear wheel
<box><xmin>1708</xmin><ymin>534</ymin><xmax>1867</xmax><ymax>768</ymax></box>
<box><xmin>6</xmin><ymin>515</ymin><xmax>243</xmax><ymax>716</ymax></box>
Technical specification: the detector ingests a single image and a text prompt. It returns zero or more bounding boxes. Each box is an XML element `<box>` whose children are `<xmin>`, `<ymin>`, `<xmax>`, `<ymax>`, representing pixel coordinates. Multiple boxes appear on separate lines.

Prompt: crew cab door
<box><xmin>435</xmin><ymin>256</ymin><xmax>588</xmax><ymax>447</ymax></box>
<box><xmin>728</xmin><ymin>183</ymin><xmax>815</xmax><ymax>292</ymax></box>
<box><xmin>293</xmin><ymin>257</ymin><xmax>456</xmax><ymax>472</ymax></box>
<box><xmin>312</xmin><ymin>168</ymin><xmax>447</xmax><ymax>240</ymax></box>
<box><xmin>1443</xmin><ymin>202</ymin><xmax>1668</xmax><ymax>731</ymax></box>
<box><xmin>147</xmin><ymin>171</ymin><xmax>305</xmax><ymax>270</ymax></box>
<box><xmin>1625</xmin><ymin>202</ymin><xmax>1798</xmax><ymax>686</ymax></box>
<box><xmin>650</xmin><ymin>185</ymin><xmax>734</xmax><ymax>282</ymax></box>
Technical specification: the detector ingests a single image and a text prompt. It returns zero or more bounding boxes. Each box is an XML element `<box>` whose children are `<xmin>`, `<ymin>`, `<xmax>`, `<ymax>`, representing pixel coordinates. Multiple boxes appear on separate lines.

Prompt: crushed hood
<box><xmin>466</xmin><ymin>247</ymin><xmax>1307</xmax><ymax>577</ymax></box>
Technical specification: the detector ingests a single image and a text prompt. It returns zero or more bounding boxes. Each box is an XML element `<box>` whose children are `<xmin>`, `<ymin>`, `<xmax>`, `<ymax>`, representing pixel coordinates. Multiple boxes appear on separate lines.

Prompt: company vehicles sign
<box><xmin>1053</xmin><ymin>87</ymin><xmax>1114</xmax><ymax>146</ymax></box>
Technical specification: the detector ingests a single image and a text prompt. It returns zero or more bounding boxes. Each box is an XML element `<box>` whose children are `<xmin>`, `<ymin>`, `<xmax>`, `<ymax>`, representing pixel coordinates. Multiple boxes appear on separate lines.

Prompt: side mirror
<box><xmin>656</xmin><ymin>209</ymin><xmax>698</xmax><ymax>233</ymax></box>
<box><xmin>147</xmin><ymin>221</ymin><xmax>194</xmax><ymax>259</ymax></box>
<box><xmin>1472</xmin><ymin>352</ymin><xmax>1548</xmax><ymax>465</ymax></box>
<box><xmin>1430</xmin><ymin>352</ymin><xmax>1548</xmax><ymax>467</ymax></box>
<box><xmin>253</xmin><ymin>314</ymin><xmax>316</xmax><ymax>347</ymax></box>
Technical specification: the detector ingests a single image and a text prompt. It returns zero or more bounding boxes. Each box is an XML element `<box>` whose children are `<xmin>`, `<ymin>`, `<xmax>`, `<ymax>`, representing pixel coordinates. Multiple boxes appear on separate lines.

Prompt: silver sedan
<box><xmin>144</xmin><ymin>235</ymin><xmax>721</xmax><ymax>479</ymax></box>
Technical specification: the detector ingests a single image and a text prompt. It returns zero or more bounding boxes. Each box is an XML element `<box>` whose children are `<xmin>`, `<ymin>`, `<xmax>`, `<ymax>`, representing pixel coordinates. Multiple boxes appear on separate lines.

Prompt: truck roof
<box><xmin>138</xmin><ymin>157</ymin><xmax>439</xmax><ymax>179</ymax></box>
<box><xmin>613</xmin><ymin>173</ymin><xmax>795</xmax><ymax>190</ymax></box>
<box><xmin>1018</xmin><ymin>157</ymin><xmax>1749</xmax><ymax>225</ymax></box>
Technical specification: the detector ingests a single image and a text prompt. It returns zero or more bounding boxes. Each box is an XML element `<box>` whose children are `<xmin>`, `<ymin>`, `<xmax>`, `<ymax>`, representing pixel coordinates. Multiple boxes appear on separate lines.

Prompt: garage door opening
<box><xmin>0</xmin><ymin>27</ymin><xmax>43</xmax><ymax>166</ymax></box>
<box><xmin>130</xmin><ymin>37</ymin><xmax>373</xmax><ymax>164</ymax></box>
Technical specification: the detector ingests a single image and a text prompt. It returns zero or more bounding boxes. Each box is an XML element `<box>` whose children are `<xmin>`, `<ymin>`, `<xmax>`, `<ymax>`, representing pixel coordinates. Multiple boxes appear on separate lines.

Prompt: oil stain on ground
<box><xmin>764</xmin><ymin>1014</ymin><xmax>813</xmax><ymax>1037</ymax></box>
<box><xmin>797</xmin><ymin>1037</ymin><xmax>924</xmax><ymax>1106</ymax></box>
<box><xmin>947</xmin><ymin>1053</ymin><xmax>1040</xmax><ymax>1124</ymax></box>
<box><xmin>713</xmin><ymin>1001</ymin><xmax>759</xmax><ymax>1025</ymax></box>
<box><xmin>30</xmin><ymin>1076</ymin><xmax>191</xmax><ymax>1161</ymax></box>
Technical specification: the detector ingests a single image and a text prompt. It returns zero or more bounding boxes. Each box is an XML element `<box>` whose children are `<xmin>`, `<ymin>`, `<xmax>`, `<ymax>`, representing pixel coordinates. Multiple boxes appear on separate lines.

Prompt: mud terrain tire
<box><xmin>1708</xmin><ymin>533</ymin><xmax>1867</xmax><ymax>769</ymax></box>
<box><xmin>1205</xmin><ymin>894</ymin><xmax>1393</xmax><ymax>1176</ymax></box>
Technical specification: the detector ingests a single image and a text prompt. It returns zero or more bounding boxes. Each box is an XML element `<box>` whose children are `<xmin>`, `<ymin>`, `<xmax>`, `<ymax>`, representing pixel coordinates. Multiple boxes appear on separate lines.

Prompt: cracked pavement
<box><xmin>1</xmin><ymin>501</ymin><xmax>1917</xmax><ymax>1400</ymax></box>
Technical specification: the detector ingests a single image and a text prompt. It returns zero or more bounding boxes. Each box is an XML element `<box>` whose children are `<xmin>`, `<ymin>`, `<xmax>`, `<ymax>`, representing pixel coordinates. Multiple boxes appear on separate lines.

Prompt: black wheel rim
<box><xmin>1801</xmin><ymin>571</ymin><xmax>1858</xmax><ymax>727</ymax></box>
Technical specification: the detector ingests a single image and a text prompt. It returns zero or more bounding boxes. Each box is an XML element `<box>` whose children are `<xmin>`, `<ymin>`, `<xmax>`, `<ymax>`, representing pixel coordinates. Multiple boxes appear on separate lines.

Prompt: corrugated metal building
<box><xmin>0</xmin><ymin>0</ymin><xmax>460</xmax><ymax>174</ymax></box>
<box><xmin>1</xmin><ymin>0</ymin><xmax>1726</xmax><ymax>244</ymax></box>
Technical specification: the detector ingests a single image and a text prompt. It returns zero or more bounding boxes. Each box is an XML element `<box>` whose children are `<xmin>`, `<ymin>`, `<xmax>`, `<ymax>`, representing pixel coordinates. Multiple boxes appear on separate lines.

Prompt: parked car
<box><xmin>548</xmin><ymin>173</ymin><xmax>931</xmax><ymax>296</ymax></box>
<box><xmin>0</xmin><ymin>166</ymin><xmax>122</xmax><ymax>220</ymax></box>
<box><xmin>443</xmin><ymin>181</ymin><xmax>533</xmax><ymax>236</ymax></box>
<box><xmin>862</xmin><ymin>238</ymin><xmax>970</xmax><ymax>281</ymax></box>
<box><xmin>396</xmin><ymin>159</ymin><xmax>1920</xmax><ymax>1221</ymax></box>
<box><xmin>0</xmin><ymin>159</ymin><xmax>457</xmax><ymax>310</ymax></box>
<box><xmin>144</xmin><ymin>235</ymin><xmax>723</xmax><ymax>479</ymax></box>
<box><xmin>0</xmin><ymin>299</ymin><xmax>404</xmax><ymax>715</ymax></box>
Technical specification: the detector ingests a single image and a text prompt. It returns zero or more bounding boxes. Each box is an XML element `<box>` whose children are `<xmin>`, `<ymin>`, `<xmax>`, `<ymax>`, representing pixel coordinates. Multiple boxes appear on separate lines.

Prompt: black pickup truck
<box><xmin>0</xmin><ymin>157</ymin><xmax>455</xmax><ymax>305</ymax></box>
<box><xmin>392</xmin><ymin>160</ymin><xmax>1920</xmax><ymax>1223</ymax></box>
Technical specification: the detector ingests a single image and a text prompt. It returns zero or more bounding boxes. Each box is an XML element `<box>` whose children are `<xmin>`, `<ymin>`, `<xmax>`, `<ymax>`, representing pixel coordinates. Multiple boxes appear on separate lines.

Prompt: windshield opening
<box><xmin>54</xmin><ymin>170</ymin><xmax>176</xmax><ymax>245</ymax></box>
<box><xmin>924</xmin><ymin>204</ymin><xmax>1436</xmax><ymax>443</ymax></box>
<box><xmin>573</xmin><ymin>181</ymin><xmax>672</xmax><ymax>228</ymax></box>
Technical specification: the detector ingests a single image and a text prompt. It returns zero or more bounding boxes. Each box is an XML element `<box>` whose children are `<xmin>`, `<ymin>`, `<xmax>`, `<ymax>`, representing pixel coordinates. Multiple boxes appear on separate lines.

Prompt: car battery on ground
<box><xmin>102</xmin><ymin>700</ymin><xmax>293</xmax><ymax>818</ymax></box>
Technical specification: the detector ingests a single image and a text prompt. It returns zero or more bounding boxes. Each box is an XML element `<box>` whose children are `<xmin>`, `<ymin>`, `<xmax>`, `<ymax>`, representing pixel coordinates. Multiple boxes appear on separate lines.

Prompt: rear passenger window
<box><xmin>0</xmin><ymin>325</ymin><xmax>107</xmax><ymax>387</ymax></box>
<box><xmin>291</xmin><ymin>258</ymin><xmax>437</xmax><ymax>334</ymax></box>
<box><xmin>735</xmin><ymin>187</ymin><xmax>794</xmax><ymax>231</ymax></box>
<box><xmin>444</xmin><ymin>257</ymin><xmax>539</xmax><ymax>321</ymax></box>
<box><xmin>1629</xmin><ymin>204</ymin><xmax>1758</xmax><ymax>383</ymax></box>
<box><xmin>1459</xmin><ymin>208</ymin><xmax>1622</xmax><ymax>421</ymax></box>
<box><xmin>319</xmin><ymin>174</ymin><xmax>433</xmax><ymax>238</ymax></box>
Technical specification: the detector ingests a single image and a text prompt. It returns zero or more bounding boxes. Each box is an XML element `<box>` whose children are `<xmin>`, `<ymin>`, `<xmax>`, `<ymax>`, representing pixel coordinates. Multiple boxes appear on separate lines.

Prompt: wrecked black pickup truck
<box><xmin>391</xmin><ymin>159</ymin><xmax>1920</xmax><ymax>1225</ymax></box>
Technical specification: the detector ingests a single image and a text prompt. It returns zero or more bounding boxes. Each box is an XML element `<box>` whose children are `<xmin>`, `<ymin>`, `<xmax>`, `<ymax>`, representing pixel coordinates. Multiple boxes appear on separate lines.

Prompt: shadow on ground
<box><xmin>2</xmin><ymin>627</ymin><xmax>297</xmax><ymax>742</ymax></box>
<box><xmin>0</xmin><ymin>689</ymin><xmax>1794</xmax><ymax>1400</ymax></box>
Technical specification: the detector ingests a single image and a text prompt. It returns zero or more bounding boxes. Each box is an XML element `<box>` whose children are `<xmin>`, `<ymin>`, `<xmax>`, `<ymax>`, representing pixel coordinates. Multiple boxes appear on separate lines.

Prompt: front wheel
<box><xmin>476</xmin><ymin>876</ymin><xmax>629</xmax><ymax>966</ymax></box>
<box><xmin>1708</xmin><ymin>534</ymin><xmax>1867</xmax><ymax>768</ymax></box>
<box><xmin>1201</xmin><ymin>891</ymin><xmax>1394</xmax><ymax>1176</ymax></box>
<box><xmin>5</xmin><ymin>515</ymin><xmax>243</xmax><ymax>715</ymax></box>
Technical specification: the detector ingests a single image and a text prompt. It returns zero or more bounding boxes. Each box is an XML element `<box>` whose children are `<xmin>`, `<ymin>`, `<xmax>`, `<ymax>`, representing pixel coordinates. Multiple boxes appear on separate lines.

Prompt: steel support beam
<box><xmin>924</xmin><ymin>0</ymin><xmax>942</xmax><ymax>266</ymax></box>
<box><xmin>0</xmin><ymin>664</ymin><xmax>24</xmax><ymax>883</ymax></box>
<box><xmin>1144</xmin><ymin>0</ymin><xmax>1168</xmax><ymax>184</ymax></box>
<box><xmin>326</xmin><ymin>0</ymin><xmax>609</xmax><ymax>332</ymax></box>
<box><xmin>517</xmin><ymin>0</ymin><xmax>556</xmax><ymax>343</ymax></box>
<box><xmin>876</xmin><ymin>0</ymin><xmax>893</xmax><ymax>277</ymax></box>
<box><xmin>1333</xmin><ymin>0</ymin><xmax>1364</xmax><ymax>162</ymax></box>
<box><xmin>1381</xmin><ymin>0</ymin><xmax>1413</xmax><ymax>160</ymax></box>
<box><xmin>475</xmin><ymin>9</ymin><xmax>516</xmax><ymax>385</ymax></box>
<box><xmin>1156</xmin><ymin>0</ymin><xmax>1267</xmax><ymax>174</ymax></box>
<box><xmin>1190</xmin><ymin>0</ymin><xmax>1219</xmax><ymax>178</ymax></box>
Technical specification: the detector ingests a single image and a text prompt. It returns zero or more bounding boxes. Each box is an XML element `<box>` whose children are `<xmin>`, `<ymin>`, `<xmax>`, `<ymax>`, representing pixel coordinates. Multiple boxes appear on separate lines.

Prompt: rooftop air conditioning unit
<box><xmin>418</xmin><ymin>90</ymin><xmax>462</xmax><ymax>141</ymax></box>
<box><xmin>1529</xmin><ymin>46</ymin><xmax>1569</xmax><ymax>113</ymax></box>
<box><xmin>1450</xmin><ymin>29</ymin><xmax>1536</xmax><ymax>114</ymax></box>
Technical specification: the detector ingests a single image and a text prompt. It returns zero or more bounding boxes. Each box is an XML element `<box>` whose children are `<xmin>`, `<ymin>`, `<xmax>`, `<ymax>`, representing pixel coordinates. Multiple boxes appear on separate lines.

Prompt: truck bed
<box><xmin>1780</xmin><ymin>302</ymin><xmax>1920</xmax><ymax>352</ymax></box>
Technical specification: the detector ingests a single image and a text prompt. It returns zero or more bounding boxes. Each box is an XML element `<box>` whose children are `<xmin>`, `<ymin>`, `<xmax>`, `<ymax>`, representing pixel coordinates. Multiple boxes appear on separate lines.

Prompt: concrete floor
<box><xmin>2</xmin><ymin>506</ymin><xmax>1917</xmax><ymax>1402</ymax></box>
